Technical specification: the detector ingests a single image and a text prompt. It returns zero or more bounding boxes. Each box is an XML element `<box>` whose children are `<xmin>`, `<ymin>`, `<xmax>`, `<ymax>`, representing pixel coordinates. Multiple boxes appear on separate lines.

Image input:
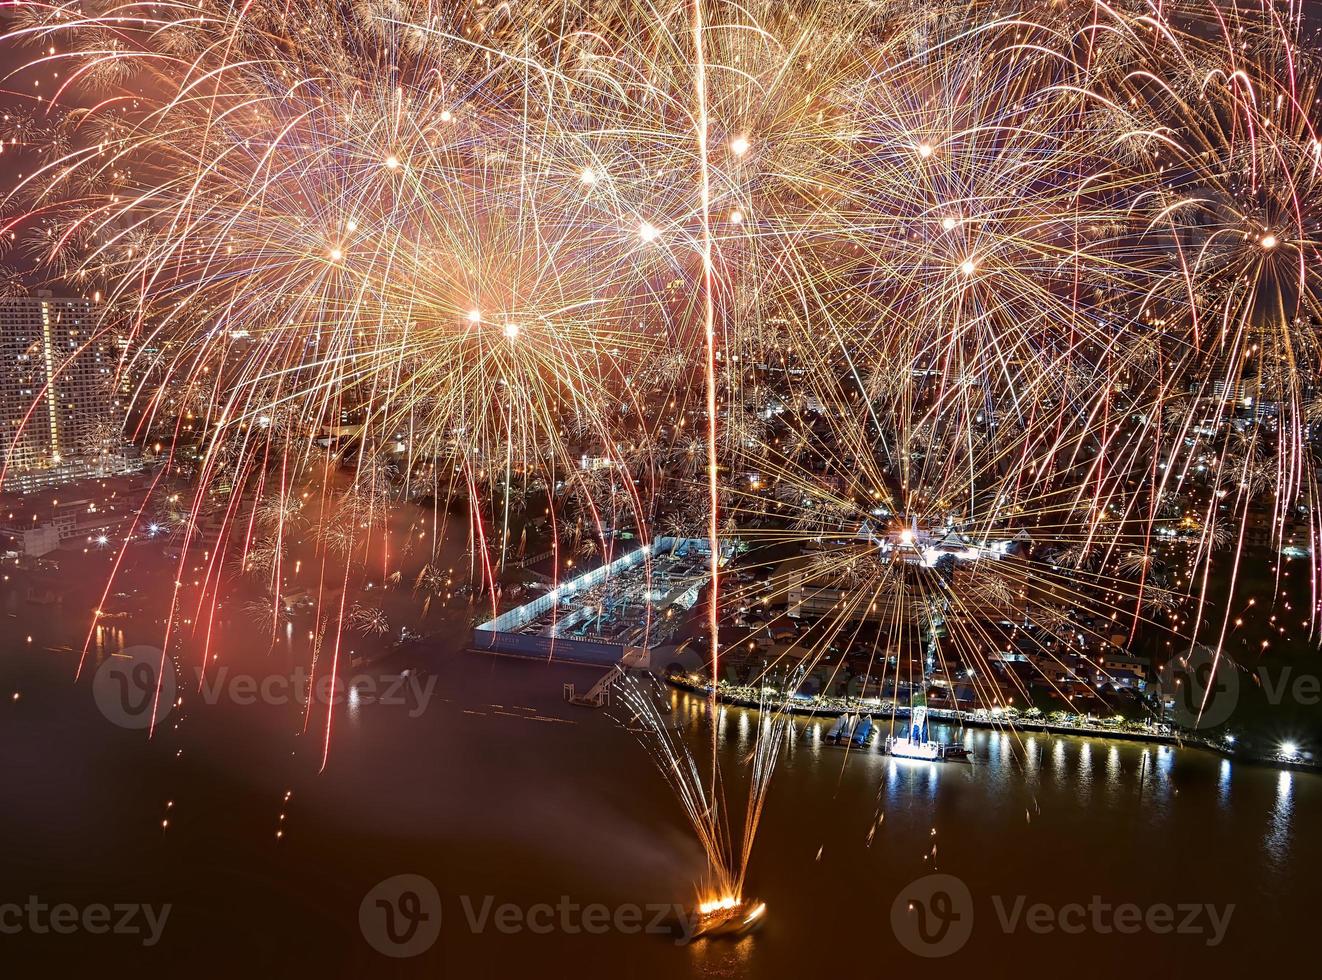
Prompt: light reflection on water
<box><xmin>91</xmin><ymin>623</ymin><xmax>126</xmax><ymax>661</ymax></box>
<box><xmin>674</xmin><ymin>695</ymin><xmax>1308</xmax><ymax>879</ymax></box>
<box><xmin>1076</xmin><ymin>740</ymin><xmax>1093</xmax><ymax>805</ymax></box>
<box><xmin>6</xmin><ymin>532</ymin><xmax>1319</xmax><ymax>978</ymax></box>
<box><xmin>1265</xmin><ymin>770</ymin><xmax>1294</xmax><ymax>873</ymax></box>
<box><xmin>1106</xmin><ymin>744</ymin><xmax>1121</xmax><ymax>788</ymax></box>
<box><xmin>3</xmin><ymin>608</ymin><xmax>1316</xmax><ymax>977</ymax></box>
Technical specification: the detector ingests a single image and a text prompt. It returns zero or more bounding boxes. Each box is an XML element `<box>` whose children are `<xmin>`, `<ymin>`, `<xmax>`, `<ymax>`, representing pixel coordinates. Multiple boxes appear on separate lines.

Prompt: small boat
<box><xmin>849</xmin><ymin>713</ymin><xmax>874</xmax><ymax>747</ymax></box>
<box><xmin>884</xmin><ymin>737</ymin><xmax>972</xmax><ymax>762</ymax></box>
<box><xmin>825</xmin><ymin>713</ymin><xmax>851</xmax><ymax>744</ymax></box>
<box><xmin>883</xmin><ymin>706</ymin><xmax>966</xmax><ymax>762</ymax></box>
<box><xmin>823</xmin><ymin>712</ymin><xmax>875</xmax><ymax>748</ymax></box>
<box><xmin>886</xmin><ymin>735</ymin><xmax>945</xmax><ymax>760</ymax></box>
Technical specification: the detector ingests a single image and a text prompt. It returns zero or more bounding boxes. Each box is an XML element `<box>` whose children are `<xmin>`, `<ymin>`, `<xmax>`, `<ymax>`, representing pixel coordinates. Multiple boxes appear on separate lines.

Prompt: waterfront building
<box><xmin>0</xmin><ymin>474</ymin><xmax>154</xmax><ymax>557</ymax></box>
<box><xmin>0</xmin><ymin>292</ymin><xmax>127</xmax><ymax>492</ymax></box>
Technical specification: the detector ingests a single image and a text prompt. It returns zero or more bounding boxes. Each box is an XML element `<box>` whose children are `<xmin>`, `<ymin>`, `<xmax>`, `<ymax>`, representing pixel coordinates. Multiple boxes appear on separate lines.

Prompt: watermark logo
<box><xmin>92</xmin><ymin>645</ymin><xmax>175</xmax><ymax>730</ymax></box>
<box><xmin>92</xmin><ymin>659</ymin><xmax>437</xmax><ymax>729</ymax></box>
<box><xmin>890</xmin><ymin>875</ymin><xmax>1235</xmax><ymax>957</ymax></box>
<box><xmin>359</xmin><ymin>874</ymin><xmax>442</xmax><ymax>958</ymax></box>
<box><xmin>990</xmin><ymin>895</ymin><xmax>1233</xmax><ymax>945</ymax></box>
<box><xmin>890</xmin><ymin>874</ymin><xmax>974</xmax><ymax>957</ymax></box>
<box><xmin>193</xmin><ymin>666</ymin><xmax>437</xmax><ymax>719</ymax></box>
<box><xmin>0</xmin><ymin>897</ymin><xmax>171</xmax><ymax>947</ymax></box>
<box><xmin>357</xmin><ymin>878</ymin><xmax>724</xmax><ymax>953</ymax></box>
<box><xmin>1161</xmin><ymin>645</ymin><xmax>1238</xmax><ymax>729</ymax></box>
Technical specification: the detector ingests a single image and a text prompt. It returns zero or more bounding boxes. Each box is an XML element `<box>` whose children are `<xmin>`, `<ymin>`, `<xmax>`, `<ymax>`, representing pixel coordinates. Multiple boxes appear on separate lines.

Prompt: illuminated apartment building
<box><xmin>0</xmin><ymin>292</ymin><xmax>118</xmax><ymax>492</ymax></box>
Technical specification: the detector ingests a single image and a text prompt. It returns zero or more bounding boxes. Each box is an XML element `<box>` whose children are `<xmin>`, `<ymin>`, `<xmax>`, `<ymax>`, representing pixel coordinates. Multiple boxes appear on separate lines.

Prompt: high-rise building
<box><xmin>0</xmin><ymin>292</ymin><xmax>117</xmax><ymax>491</ymax></box>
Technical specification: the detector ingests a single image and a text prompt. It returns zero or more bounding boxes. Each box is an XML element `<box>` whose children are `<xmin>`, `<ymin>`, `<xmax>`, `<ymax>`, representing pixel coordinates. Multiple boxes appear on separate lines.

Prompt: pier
<box><xmin>664</xmin><ymin>677</ymin><xmax>1321</xmax><ymax>773</ymax></box>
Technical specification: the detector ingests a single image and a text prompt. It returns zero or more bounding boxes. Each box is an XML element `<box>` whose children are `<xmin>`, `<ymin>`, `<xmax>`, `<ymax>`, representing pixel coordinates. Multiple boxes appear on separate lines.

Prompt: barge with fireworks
<box><xmin>687</xmin><ymin>896</ymin><xmax>767</xmax><ymax>940</ymax></box>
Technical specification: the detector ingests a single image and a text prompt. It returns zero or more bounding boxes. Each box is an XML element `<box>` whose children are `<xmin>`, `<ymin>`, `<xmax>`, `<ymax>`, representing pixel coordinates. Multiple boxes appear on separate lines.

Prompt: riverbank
<box><xmin>664</xmin><ymin>676</ymin><xmax>1322</xmax><ymax>774</ymax></box>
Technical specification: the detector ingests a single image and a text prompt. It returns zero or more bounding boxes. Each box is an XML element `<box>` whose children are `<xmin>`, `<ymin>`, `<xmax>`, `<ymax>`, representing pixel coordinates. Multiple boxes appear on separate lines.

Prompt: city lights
<box><xmin>0</xmin><ymin>3</ymin><xmax>1318</xmax><ymax>969</ymax></box>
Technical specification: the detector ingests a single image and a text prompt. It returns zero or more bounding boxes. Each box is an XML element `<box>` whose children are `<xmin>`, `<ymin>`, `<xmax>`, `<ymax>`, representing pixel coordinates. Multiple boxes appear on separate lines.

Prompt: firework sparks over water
<box><xmin>2</xmin><ymin>0</ymin><xmax>1321</xmax><ymax>897</ymax></box>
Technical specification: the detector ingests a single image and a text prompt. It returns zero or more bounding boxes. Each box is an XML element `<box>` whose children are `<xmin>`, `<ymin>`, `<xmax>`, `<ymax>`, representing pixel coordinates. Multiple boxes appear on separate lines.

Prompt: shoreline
<box><xmin>664</xmin><ymin>676</ymin><xmax>1321</xmax><ymax>775</ymax></box>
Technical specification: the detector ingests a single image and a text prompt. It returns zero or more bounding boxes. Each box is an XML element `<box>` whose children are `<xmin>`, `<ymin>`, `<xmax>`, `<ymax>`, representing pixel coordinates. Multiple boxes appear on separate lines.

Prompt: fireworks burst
<box><xmin>3</xmin><ymin>0</ymin><xmax>1322</xmax><ymax>898</ymax></box>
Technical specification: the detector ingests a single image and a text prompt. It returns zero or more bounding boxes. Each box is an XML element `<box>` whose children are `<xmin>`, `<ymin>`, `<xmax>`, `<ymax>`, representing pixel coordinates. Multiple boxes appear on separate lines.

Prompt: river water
<box><xmin>1</xmin><ymin>561</ymin><xmax>1319</xmax><ymax>977</ymax></box>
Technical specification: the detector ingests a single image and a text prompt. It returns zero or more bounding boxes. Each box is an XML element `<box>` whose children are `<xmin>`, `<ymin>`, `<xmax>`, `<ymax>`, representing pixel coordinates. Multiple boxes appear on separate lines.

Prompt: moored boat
<box><xmin>883</xmin><ymin>705</ymin><xmax>968</xmax><ymax>761</ymax></box>
<box><xmin>849</xmin><ymin>713</ymin><xmax>874</xmax><ymax>746</ymax></box>
<box><xmin>825</xmin><ymin>713</ymin><xmax>850</xmax><ymax>744</ymax></box>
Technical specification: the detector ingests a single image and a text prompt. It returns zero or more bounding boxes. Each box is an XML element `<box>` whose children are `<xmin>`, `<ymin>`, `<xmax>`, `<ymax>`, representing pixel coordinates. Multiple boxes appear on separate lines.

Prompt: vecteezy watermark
<box><xmin>92</xmin><ymin>645</ymin><xmax>177</xmax><ymax>730</ymax></box>
<box><xmin>358</xmin><ymin>876</ymin><xmax>711</xmax><ymax>956</ymax></box>
<box><xmin>0</xmin><ymin>897</ymin><xmax>171</xmax><ymax>947</ymax></box>
<box><xmin>192</xmin><ymin>666</ymin><xmax>438</xmax><ymax>719</ymax></box>
<box><xmin>891</xmin><ymin>874</ymin><xmax>1234</xmax><ymax>957</ymax></box>
<box><xmin>1161</xmin><ymin>645</ymin><xmax>1321</xmax><ymax>730</ymax></box>
<box><xmin>93</xmin><ymin>649</ymin><xmax>438</xmax><ymax>729</ymax></box>
<box><xmin>360</xmin><ymin>875</ymin><xmax>443</xmax><ymax>958</ymax></box>
<box><xmin>1160</xmin><ymin>646</ymin><xmax>1239</xmax><ymax>728</ymax></box>
<box><xmin>989</xmin><ymin>896</ymin><xmax>1234</xmax><ymax>946</ymax></box>
<box><xmin>890</xmin><ymin>874</ymin><xmax>974</xmax><ymax>958</ymax></box>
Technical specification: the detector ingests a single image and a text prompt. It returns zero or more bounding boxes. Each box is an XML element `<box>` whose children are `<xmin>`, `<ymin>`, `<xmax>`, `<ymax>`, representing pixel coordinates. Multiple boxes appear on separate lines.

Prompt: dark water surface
<box><xmin>2</xmin><ymin>580</ymin><xmax>1319</xmax><ymax>978</ymax></box>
